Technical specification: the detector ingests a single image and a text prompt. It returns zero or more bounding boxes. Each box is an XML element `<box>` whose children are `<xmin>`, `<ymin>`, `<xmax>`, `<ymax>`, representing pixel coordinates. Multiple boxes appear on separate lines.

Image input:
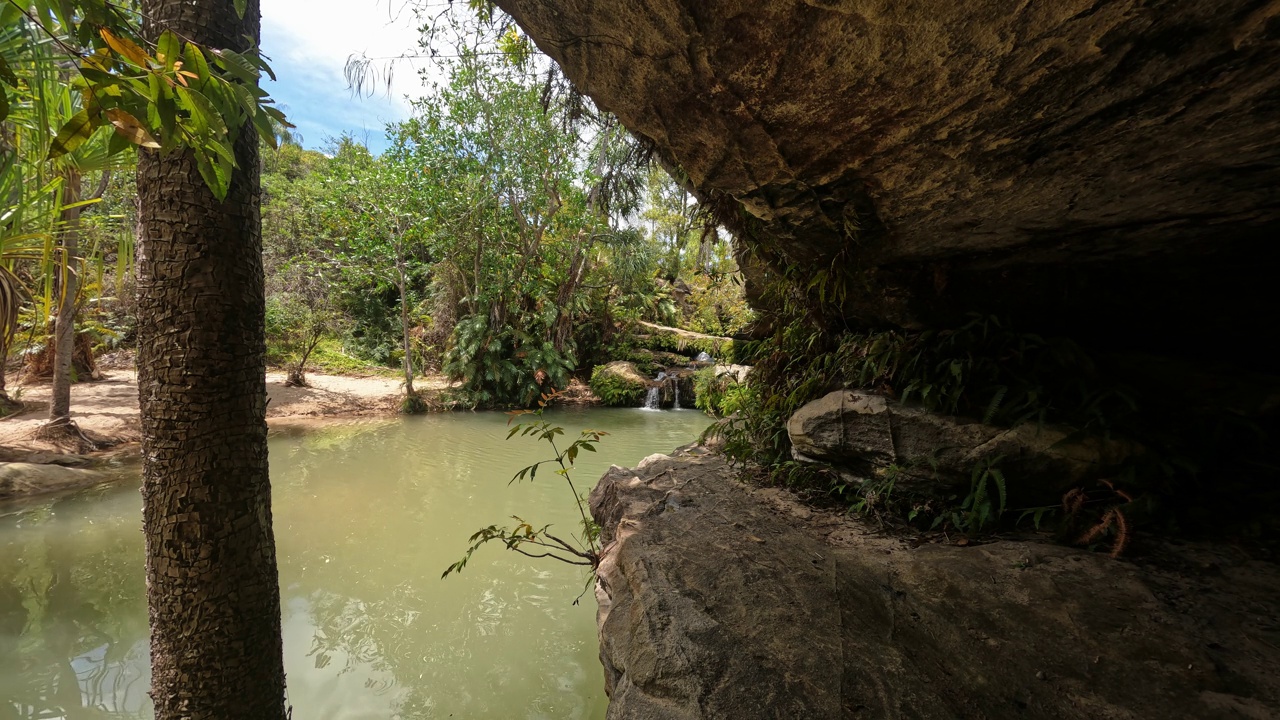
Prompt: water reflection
<box><xmin>0</xmin><ymin>490</ymin><xmax>151</xmax><ymax>719</ymax></box>
<box><xmin>2</xmin><ymin>408</ymin><xmax>708</xmax><ymax>719</ymax></box>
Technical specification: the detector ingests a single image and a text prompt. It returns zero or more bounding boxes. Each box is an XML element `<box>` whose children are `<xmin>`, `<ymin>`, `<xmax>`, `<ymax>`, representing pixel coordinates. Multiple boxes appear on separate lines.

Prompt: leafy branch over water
<box><xmin>442</xmin><ymin>391</ymin><xmax>605</xmax><ymax>580</ymax></box>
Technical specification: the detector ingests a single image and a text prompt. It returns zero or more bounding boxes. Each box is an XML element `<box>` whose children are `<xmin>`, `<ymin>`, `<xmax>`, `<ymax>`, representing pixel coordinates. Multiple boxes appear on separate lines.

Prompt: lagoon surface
<box><xmin>0</xmin><ymin>407</ymin><xmax>710</xmax><ymax>719</ymax></box>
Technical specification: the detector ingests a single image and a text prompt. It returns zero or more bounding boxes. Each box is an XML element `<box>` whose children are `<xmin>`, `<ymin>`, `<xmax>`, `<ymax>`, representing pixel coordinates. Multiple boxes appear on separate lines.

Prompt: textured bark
<box><xmin>48</xmin><ymin>168</ymin><xmax>81</xmax><ymax>425</ymax></box>
<box><xmin>134</xmin><ymin>0</ymin><xmax>286</xmax><ymax>717</ymax></box>
<box><xmin>493</xmin><ymin>0</ymin><xmax>1280</xmax><ymax>358</ymax></box>
<box><xmin>396</xmin><ymin>264</ymin><xmax>416</xmax><ymax>396</ymax></box>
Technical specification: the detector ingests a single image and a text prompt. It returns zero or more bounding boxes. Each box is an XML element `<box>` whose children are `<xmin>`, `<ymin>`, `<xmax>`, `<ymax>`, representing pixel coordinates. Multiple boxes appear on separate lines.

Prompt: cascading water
<box><xmin>642</xmin><ymin>371</ymin><xmax>666</xmax><ymax>410</ymax></box>
<box><xmin>673</xmin><ymin>378</ymin><xmax>681</xmax><ymax>410</ymax></box>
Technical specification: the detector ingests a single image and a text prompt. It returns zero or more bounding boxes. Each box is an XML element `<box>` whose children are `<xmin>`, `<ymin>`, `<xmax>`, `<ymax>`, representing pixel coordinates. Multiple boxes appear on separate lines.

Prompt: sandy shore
<box><xmin>1</xmin><ymin>369</ymin><xmax>452</xmax><ymax>457</ymax></box>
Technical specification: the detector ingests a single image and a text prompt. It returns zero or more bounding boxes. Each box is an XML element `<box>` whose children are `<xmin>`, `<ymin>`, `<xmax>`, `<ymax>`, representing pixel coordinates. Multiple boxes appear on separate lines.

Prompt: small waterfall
<box><xmin>672</xmin><ymin>377</ymin><xmax>681</xmax><ymax>409</ymax></box>
<box><xmin>642</xmin><ymin>371</ymin><xmax>666</xmax><ymax>410</ymax></box>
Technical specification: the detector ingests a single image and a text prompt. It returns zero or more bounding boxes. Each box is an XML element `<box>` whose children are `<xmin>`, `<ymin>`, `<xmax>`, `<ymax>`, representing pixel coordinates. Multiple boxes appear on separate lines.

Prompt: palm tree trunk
<box><xmin>135</xmin><ymin>0</ymin><xmax>286</xmax><ymax>717</ymax></box>
<box><xmin>48</xmin><ymin>168</ymin><xmax>81</xmax><ymax>426</ymax></box>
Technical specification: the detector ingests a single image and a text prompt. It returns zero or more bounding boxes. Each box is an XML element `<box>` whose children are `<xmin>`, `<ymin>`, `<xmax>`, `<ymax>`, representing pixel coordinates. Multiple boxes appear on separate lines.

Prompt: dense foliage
<box><xmin>1</xmin><ymin>0</ymin><xmax>284</xmax><ymax>423</ymax></box>
<box><xmin>250</xmin><ymin>41</ymin><xmax>752</xmax><ymax>408</ymax></box>
<box><xmin>3</xmin><ymin>7</ymin><xmax>751</xmax><ymax>414</ymax></box>
<box><xmin>589</xmin><ymin>364</ymin><xmax>648</xmax><ymax>407</ymax></box>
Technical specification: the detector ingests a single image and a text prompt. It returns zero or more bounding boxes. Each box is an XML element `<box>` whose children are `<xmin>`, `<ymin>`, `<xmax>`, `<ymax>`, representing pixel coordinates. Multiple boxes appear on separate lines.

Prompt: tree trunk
<box><xmin>1</xmin><ymin>265</ymin><xmax>22</xmax><ymax>409</ymax></box>
<box><xmin>0</xmin><ymin>342</ymin><xmax>11</xmax><ymax>409</ymax></box>
<box><xmin>397</xmin><ymin>263</ymin><xmax>415</xmax><ymax>396</ymax></box>
<box><xmin>135</xmin><ymin>0</ymin><xmax>286</xmax><ymax>717</ymax></box>
<box><xmin>48</xmin><ymin>168</ymin><xmax>81</xmax><ymax>426</ymax></box>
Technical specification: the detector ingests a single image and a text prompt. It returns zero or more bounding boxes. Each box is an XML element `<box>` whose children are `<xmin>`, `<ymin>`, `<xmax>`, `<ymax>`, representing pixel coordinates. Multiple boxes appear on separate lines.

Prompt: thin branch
<box><xmin>510</xmin><ymin>547</ymin><xmax>592</xmax><ymax>566</ymax></box>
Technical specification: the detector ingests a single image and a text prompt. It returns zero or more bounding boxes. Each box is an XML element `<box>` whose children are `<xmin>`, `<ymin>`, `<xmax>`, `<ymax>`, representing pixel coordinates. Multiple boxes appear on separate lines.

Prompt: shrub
<box><xmin>589</xmin><ymin>362</ymin><xmax>649</xmax><ymax>407</ymax></box>
<box><xmin>693</xmin><ymin>366</ymin><xmax>751</xmax><ymax>417</ymax></box>
<box><xmin>265</xmin><ymin>294</ymin><xmax>349</xmax><ymax>386</ymax></box>
<box><xmin>443</xmin><ymin>314</ymin><xmax>575</xmax><ymax>408</ymax></box>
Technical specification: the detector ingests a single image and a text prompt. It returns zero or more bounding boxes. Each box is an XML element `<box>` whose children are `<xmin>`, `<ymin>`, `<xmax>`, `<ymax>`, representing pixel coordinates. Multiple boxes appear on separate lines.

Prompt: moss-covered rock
<box><xmin>590</xmin><ymin>361</ymin><xmax>650</xmax><ymax>407</ymax></box>
<box><xmin>620</xmin><ymin>348</ymin><xmax>690</xmax><ymax>377</ymax></box>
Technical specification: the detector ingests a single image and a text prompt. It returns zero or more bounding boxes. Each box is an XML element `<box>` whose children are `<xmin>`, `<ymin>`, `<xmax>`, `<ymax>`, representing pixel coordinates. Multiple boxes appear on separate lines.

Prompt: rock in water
<box><xmin>0</xmin><ymin>462</ymin><xmax>105</xmax><ymax>500</ymax></box>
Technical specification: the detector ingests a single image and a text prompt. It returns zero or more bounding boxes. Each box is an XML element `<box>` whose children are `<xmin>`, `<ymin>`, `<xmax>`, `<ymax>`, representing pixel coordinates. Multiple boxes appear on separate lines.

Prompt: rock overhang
<box><xmin>492</xmin><ymin>0</ymin><xmax>1280</xmax><ymax>360</ymax></box>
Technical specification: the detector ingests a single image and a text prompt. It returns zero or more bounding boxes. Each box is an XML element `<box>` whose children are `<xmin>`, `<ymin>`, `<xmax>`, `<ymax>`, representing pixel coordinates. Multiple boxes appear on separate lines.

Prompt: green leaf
<box><xmin>234</xmin><ymin>0</ymin><xmax>247</xmax><ymax>18</ymax></box>
<box><xmin>176</xmin><ymin>85</ymin><xmax>228</xmax><ymax>139</ymax></box>
<box><xmin>182</xmin><ymin>43</ymin><xmax>212</xmax><ymax>89</ymax></box>
<box><xmin>0</xmin><ymin>54</ymin><xmax>17</xmax><ymax>87</ymax></box>
<box><xmin>251</xmin><ymin>105</ymin><xmax>277</xmax><ymax>148</ymax></box>
<box><xmin>193</xmin><ymin>148</ymin><xmax>232</xmax><ymax>201</ymax></box>
<box><xmin>262</xmin><ymin>105</ymin><xmax>290</xmax><ymax>126</ymax></box>
<box><xmin>157</xmin><ymin>31</ymin><xmax>182</xmax><ymax>71</ymax></box>
<box><xmin>106</xmin><ymin>128</ymin><xmax>134</xmax><ymax>156</ymax></box>
<box><xmin>48</xmin><ymin>108</ymin><xmax>96</xmax><ymax>159</ymax></box>
<box><xmin>212</xmin><ymin>48</ymin><xmax>259</xmax><ymax>84</ymax></box>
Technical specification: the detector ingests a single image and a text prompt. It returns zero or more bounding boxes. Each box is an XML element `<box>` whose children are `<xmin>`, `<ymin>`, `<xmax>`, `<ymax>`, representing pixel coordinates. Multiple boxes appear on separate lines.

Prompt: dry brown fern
<box><xmin>1062</xmin><ymin>480</ymin><xmax>1133</xmax><ymax>558</ymax></box>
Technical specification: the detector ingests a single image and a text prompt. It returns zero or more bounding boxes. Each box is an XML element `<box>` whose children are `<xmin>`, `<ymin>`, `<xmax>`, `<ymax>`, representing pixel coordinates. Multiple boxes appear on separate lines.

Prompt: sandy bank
<box><xmin>1</xmin><ymin>369</ymin><xmax>450</xmax><ymax>458</ymax></box>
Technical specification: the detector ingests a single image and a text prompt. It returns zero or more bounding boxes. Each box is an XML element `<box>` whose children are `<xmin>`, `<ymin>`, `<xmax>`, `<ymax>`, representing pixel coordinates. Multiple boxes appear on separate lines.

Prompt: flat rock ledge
<box><xmin>589</xmin><ymin>449</ymin><xmax>1280</xmax><ymax>719</ymax></box>
<box><xmin>0</xmin><ymin>461</ymin><xmax>108</xmax><ymax>502</ymax></box>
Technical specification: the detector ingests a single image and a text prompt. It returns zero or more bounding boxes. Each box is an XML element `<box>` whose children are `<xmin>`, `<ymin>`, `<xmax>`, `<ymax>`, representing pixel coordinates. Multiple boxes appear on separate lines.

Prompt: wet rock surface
<box><xmin>588</xmin><ymin>449</ymin><xmax>1280</xmax><ymax>719</ymax></box>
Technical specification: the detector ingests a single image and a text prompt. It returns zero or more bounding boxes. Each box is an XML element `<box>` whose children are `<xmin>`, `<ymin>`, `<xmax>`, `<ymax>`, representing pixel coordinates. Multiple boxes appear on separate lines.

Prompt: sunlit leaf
<box><xmin>99</xmin><ymin>27</ymin><xmax>151</xmax><ymax>68</ymax></box>
<box><xmin>182</xmin><ymin>43</ymin><xmax>211</xmax><ymax>86</ymax></box>
<box><xmin>212</xmin><ymin>48</ymin><xmax>257</xmax><ymax>84</ymax></box>
<box><xmin>157</xmin><ymin>30</ymin><xmax>181</xmax><ymax>72</ymax></box>
<box><xmin>105</xmin><ymin>108</ymin><xmax>161</xmax><ymax>149</ymax></box>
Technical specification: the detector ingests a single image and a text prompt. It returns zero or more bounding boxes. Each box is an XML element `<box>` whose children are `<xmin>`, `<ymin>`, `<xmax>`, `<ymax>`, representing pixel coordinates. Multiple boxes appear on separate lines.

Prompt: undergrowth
<box><xmin>707</xmin><ymin>286</ymin><xmax>1274</xmax><ymax>546</ymax></box>
<box><xmin>589</xmin><ymin>364</ymin><xmax>647</xmax><ymax>407</ymax></box>
<box><xmin>692</xmin><ymin>366</ymin><xmax>750</xmax><ymax>417</ymax></box>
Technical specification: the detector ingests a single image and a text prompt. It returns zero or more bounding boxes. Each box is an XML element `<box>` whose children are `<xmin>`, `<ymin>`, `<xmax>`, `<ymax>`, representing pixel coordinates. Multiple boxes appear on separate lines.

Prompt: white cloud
<box><xmin>263</xmin><ymin>0</ymin><xmax>426</xmax><ymax>105</ymax></box>
<box><xmin>260</xmin><ymin>0</ymin><xmax>443</xmax><ymax>148</ymax></box>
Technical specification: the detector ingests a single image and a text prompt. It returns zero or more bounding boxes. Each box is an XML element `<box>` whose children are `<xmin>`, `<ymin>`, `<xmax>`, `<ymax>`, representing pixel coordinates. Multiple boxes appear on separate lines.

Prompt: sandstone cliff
<box><xmin>493</xmin><ymin>0</ymin><xmax>1280</xmax><ymax>358</ymax></box>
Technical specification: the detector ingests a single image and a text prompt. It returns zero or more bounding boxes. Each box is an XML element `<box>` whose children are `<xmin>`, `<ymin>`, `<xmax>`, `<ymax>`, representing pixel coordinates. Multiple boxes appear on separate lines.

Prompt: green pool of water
<box><xmin>0</xmin><ymin>407</ymin><xmax>710</xmax><ymax>719</ymax></box>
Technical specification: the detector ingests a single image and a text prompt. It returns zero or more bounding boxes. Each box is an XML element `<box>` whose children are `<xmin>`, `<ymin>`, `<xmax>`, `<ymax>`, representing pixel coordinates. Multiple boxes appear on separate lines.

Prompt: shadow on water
<box><xmin>1</xmin><ymin>407</ymin><xmax>709</xmax><ymax>719</ymax></box>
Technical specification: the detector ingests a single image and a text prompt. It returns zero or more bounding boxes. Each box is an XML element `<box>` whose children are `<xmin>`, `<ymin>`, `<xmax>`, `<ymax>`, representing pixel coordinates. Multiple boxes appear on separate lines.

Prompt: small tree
<box><xmin>443</xmin><ymin>392</ymin><xmax>604</xmax><ymax>595</ymax></box>
<box><xmin>321</xmin><ymin>138</ymin><xmax>433</xmax><ymax>407</ymax></box>
<box><xmin>265</xmin><ymin>292</ymin><xmax>345</xmax><ymax>387</ymax></box>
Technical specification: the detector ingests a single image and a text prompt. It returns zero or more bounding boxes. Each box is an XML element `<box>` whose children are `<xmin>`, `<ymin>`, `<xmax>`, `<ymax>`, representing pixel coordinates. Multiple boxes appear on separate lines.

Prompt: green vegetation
<box><xmin>443</xmin><ymin>394</ymin><xmax>604</xmax><ymax>587</ymax></box>
<box><xmin>253</xmin><ymin>42</ymin><xmax>751</xmax><ymax>410</ymax></box>
<box><xmin>264</xmin><ymin>292</ymin><xmax>348</xmax><ymax>387</ymax></box>
<box><xmin>3</xmin><ymin>10</ymin><xmax>751</xmax><ymax>414</ymax></box>
<box><xmin>589</xmin><ymin>363</ymin><xmax>648</xmax><ymax>407</ymax></box>
<box><xmin>719</xmin><ymin>312</ymin><xmax>1135</xmax><ymax>469</ymax></box>
<box><xmin>692</xmin><ymin>366</ymin><xmax>750</xmax><ymax>417</ymax></box>
<box><xmin>715</xmin><ymin>265</ymin><xmax>1277</xmax><ymax>541</ymax></box>
<box><xmin>1</xmin><ymin>0</ymin><xmax>284</xmax><ymax>421</ymax></box>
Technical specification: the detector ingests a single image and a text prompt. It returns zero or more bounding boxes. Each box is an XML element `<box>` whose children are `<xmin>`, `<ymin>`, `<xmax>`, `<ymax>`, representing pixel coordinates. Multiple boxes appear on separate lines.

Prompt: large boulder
<box><xmin>588</xmin><ymin>449</ymin><xmax>1280</xmax><ymax>719</ymax></box>
<box><xmin>590</xmin><ymin>361</ymin><xmax>652</xmax><ymax>407</ymax></box>
<box><xmin>0</xmin><ymin>462</ymin><xmax>106</xmax><ymax>501</ymax></box>
<box><xmin>787</xmin><ymin>390</ymin><xmax>1133</xmax><ymax>502</ymax></box>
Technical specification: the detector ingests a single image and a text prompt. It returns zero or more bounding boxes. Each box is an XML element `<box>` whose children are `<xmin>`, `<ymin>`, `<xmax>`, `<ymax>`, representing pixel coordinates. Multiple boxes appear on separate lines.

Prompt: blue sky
<box><xmin>259</xmin><ymin>0</ymin><xmax>434</xmax><ymax>153</ymax></box>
